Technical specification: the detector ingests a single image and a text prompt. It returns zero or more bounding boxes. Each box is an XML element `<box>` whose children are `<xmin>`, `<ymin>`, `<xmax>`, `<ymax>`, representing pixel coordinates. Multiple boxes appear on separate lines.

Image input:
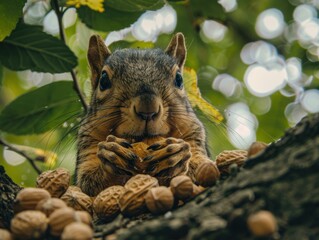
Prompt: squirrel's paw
<box><xmin>97</xmin><ymin>135</ymin><xmax>138</xmax><ymax>174</ymax></box>
<box><xmin>144</xmin><ymin>137</ymin><xmax>191</xmax><ymax>176</ymax></box>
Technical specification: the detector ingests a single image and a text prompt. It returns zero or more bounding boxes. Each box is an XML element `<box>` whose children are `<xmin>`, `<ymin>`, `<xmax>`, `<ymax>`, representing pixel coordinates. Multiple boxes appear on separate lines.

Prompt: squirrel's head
<box><xmin>87</xmin><ymin>33</ymin><xmax>193</xmax><ymax>140</ymax></box>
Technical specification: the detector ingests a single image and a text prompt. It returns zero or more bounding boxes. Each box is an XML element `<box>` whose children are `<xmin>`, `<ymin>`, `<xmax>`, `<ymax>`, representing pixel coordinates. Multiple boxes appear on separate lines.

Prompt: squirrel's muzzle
<box><xmin>133</xmin><ymin>93</ymin><xmax>161</xmax><ymax>121</ymax></box>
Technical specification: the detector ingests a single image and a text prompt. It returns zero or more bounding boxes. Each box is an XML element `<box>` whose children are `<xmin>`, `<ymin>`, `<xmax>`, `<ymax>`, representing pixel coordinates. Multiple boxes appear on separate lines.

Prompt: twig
<box><xmin>52</xmin><ymin>0</ymin><xmax>89</xmax><ymax>112</ymax></box>
<box><xmin>0</xmin><ymin>138</ymin><xmax>42</xmax><ymax>175</ymax></box>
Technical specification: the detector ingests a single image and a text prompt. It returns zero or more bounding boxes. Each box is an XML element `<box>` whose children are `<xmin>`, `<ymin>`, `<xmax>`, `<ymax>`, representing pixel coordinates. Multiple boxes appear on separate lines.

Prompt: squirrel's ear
<box><xmin>165</xmin><ymin>32</ymin><xmax>187</xmax><ymax>69</ymax></box>
<box><xmin>87</xmin><ymin>35</ymin><xmax>111</xmax><ymax>89</ymax></box>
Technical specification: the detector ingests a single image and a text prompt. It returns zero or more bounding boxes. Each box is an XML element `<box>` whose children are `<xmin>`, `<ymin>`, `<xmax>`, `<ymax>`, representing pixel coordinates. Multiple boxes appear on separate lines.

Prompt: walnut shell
<box><xmin>170</xmin><ymin>175</ymin><xmax>193</xmax><ymax>200</ymax></box>
<box><xmin>247</xmin><ymin>210</ymin><xmax>277</xmax><ymax>237</ymax></box>
<box><xmin>75</xmin><ymin>211</ymin><xmax>92</xmax><ymax>226</ymax></box>
<box><xmin>67</xmin><ymin>185</ymin><xmax>82</xmax><ymax>192</ymax></box>
<box><xmin>93</xmin><ymin>185</ymin><xmax>125</xmax><ymax>221</ymax></box>
<box><xmin>119</xmin><ymin>174</ymin><xmax>159</xmax><ymax>217</ymax></box>
<box><xmin>145</xmin><ymin>186</ymin><xmax>174</xmax><ymax>214</ymax></box>
<box><xmin>0</xmin><ymin>228</ymin><xmax>13</xmax><ymax>240</ymax></box>
<box><xmin>61</xmin><ymin>222</ymin><xmax>93</xmax><ymax>240</ymax></box>
<box><xmin>195</xmin><ymin>161</ymin><xmax>220</xmax><ymax>187</ymax></box>
<box><xmin>215</xmin><ymin>150</ymin><xmax>248</xmax><ymax>174</ymax></box>
<box><xmin>247</xmin><ymin>141</ymin><xmax>268</xmax><ymax>158</ymax></box>
<box><xmin>35</xmin><ymin>198</ymin><xmax>67</xmax><ymax>217</ymax></box>
<box><xmin>49</xmin><ymin>207</ymin><xmax>92</xmax><ymax>236</ymax></box>
<box><xmin>14</xmin><ymin>188</ymin><xmax>51</xmax><ymax>213</ymax></box>
<box><xmin>191</xmin><ymin>184</ymin><xmax>206</xmax><ymax>197</ymax></box>
<box><xmin>49</xmin><ymin>207</ymin><xmax>76</xmax><ymax>236</ymax></box>
<box><xmin>36</xmin><ymin>168</ymin><xmax>70</xmax><ymax>198</ymax></box>
<box><xmin>11</xmin><ymin>210</ymin><xmax>48</xmax><ymax>240</ymax></box>
<box><xmin>61</xmin><ymin>189</ymin><xmax>93</xmax><ymax>214</ymax></box>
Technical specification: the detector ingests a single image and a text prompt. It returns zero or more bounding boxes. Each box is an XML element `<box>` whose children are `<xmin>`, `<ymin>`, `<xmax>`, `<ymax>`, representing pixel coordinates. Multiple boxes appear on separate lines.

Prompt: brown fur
<box><xmin>76</xmin><ymin>33</ymin><xmax>212</xmax><ymax>196</ymax></box>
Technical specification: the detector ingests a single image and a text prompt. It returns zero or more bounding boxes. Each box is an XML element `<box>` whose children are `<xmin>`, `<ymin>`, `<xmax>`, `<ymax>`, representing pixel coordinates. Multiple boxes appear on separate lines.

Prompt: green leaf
<box><xmin>78</xmin><ymin>6</ymin><xmax>142</xmax><ymax>31</ymax></box>
<box><xmin>105</xmin><ymin>0</ymin><xmax>164</xmax><ymax>12</ymax></box>
<box><xmin>189</xmin><ymin>0</ymin><xmax>226</xmax><ymax>21</ymax></box>
<box><xmin>0</xmin><ymin>0</ymin><xmax>26</xmax><ymax>41</ymax></box>
<box><xmin>0</xmin><ymin>81</ymin><xmax>82</xmax><ymax>135</ymax></box>
<box><xmin>0</xmin><ymin>23</ymin><xmax>77</xmax><ymax>73</ymax></box>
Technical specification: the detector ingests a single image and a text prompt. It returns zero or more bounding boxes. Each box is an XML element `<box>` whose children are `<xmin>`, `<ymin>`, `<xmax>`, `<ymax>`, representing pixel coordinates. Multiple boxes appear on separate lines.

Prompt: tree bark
<box><xmin>95</xmin><ymin>113</ymin><xmax>319</xmax><ymax>240</ymax></box>
<box><xmin>0</xmin><ymin>165</ymin><xmax>21</xmax><ymax>229</ymax></box>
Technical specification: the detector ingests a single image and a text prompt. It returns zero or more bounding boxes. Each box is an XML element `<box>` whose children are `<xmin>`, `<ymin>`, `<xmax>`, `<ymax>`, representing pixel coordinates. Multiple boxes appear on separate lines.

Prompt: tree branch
<box><xmin>52</xmin><ymin>0</ymin><xmax>89</xmax><ymax>112</ymax></box>
<box><xmin>0</xmin><ymin>138</ymin><xmax>42</xmax><ymax>175</ymax></box>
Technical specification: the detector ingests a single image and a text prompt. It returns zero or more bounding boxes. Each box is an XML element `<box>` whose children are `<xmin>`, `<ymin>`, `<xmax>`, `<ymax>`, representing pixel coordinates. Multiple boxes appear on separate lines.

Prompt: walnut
<box><xmin>247</xmin><ymin>210</ymin><xmax>277</xmax><ymax>237</ymax></box>
<box><xmin>75</xmin><ymin>211</ymin><xmax>92</xmax><ymax>226</ymax></box>
<box><xmin>61</xmin><ymin>222</ymin><xmax>93</xmax><ymax>240</ymax></box>
<box><xmin>36</xmin><ymin>168</ymin><xmax>70</xmax><ymax>198</ymax></box>
<box><xmin>215</xmin><ymin>150</ymin><xmax>248</xmax><ymax>174</ymax></box>
<box><xmin>14</xmin><ymin>188</ymin><xmax>51</xmax><ymax>213</ymax></box>
<box><xmin>195</xmin><ymin>161</ymin><xmax>220</xmax><ymax>187</ymax></box>
<box><xmin>247</xmin><ymin>141</ymin><xmax>268</xmax><ymax>158</ymax></box>
<box><xmin>35</xmin><ymin>198</ymin><xmax>67</xmax><ymax>217</ymax></box>
<box><xmin>67</xmin><ymin>185</ymin><xmax>82</xmax><ymax>192</ymax></box>
<box><xmin>119</xmin><ymin>174</ymin><xmax>159</xmax><ymax>217</ymax></box>
<box><xmin>93</xmin><ymin>185</ymin><xmax>125</xmax><ymax>221</ymax></box>
<box><xmin>61</xmin><ymin>188</ymin><xmax>93</xmax><ymax>214</ymax></box>
<box><xmin>145</xmin><ymin>186</ymin><xmax>174</xmax><ymax>214</ymax></box>
<box><xmin>11</xmin><ymin>210</ymin><xmax>48</xmax><ymax>240</ymax></box>
<box><xmin>191</xmin><ymin>184</ymin><xmax>206</xmax><ymax>197</ymax></box>
<box><xmin>0</xmin><ymin>228</ymin><xmax>12</xmax><ymax>240</ymax></box>
<box><xmin>49</xmin><ymin>207</ymin><xmax>75</xmax><ymax>236</ymax></box>
<box><xmin>170</xmin><ymin>175</ymin><xmax>193</xmax><ymax>200</ymax></box>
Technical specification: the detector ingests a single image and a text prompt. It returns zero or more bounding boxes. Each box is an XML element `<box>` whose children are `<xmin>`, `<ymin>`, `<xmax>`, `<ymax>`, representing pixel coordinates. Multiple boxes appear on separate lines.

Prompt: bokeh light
<box><xmin>226</xmin><ymin>102</ymin><xmax>257</xmax><ymax>149</ymax></box>
<box><xmin>240</xmin><ymin>41</ymin><xmax>277</xmax><ymax>65</ymax></box>
<box><xmin>201</xmin><ymin>20</ymin><xmax>227</xmax><ymax>42</ymax></box>
<box><xmin>218</xmin><ymin>0</ymin><xmax>237</xmax><ymax>12</ymax></box>
<box><xmin>244</xmin><ymin>61</ymin><xmax>287</xmax><ymax>97</ymax></box>
<box><xmin>43</xmin><ymin>8</ymin><xmax>77</xmax><ymax>35</ymax></box>
<box><xmin>285</xmin><ymin>102</ymin><xmax>308</xmax><ymax>126</ymax></box>
<box><xmin>3</xmin><ymin>149</ymin><xmax>26</xmax><ymax>166</ymax></box>
<box><xmin>256</xmin><ymin>8</ymin><xmax>285</xmax><ymax>39</ymax></box>
<box><xmin>212</xmin><ymin>73</ymin><xmax>242</xmax><ymax>98</ymax></box>
<box><xmin>301</xmin><ymin>89</ymin><xmax>319</xmax><ymax>113</ymax></box>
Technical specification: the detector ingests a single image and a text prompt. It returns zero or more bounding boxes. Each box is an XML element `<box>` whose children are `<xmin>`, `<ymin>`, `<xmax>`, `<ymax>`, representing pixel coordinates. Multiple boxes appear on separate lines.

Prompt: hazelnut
<box><xmin>36</xmin><ymin>168</ymin><xmax>70</xmax><ymax>198</ymax></box>
<box><xmin>215</xmin><ymin>150</ymin><xmax>248</xmax><ymax>174</ymax></box>
<box><xmin>49</xmin><ymin>207</ymin><xmax>76</xmax><ymax>236</ymax></box>
<box><xmin>93</xmin><ymin>185</ymin><xmax>125</xmax><ymax>221</ymax></box>
<box><xmin>119</xmin><ymin>174</ymin><xmax>159</xmax><ymax>217</ymax></box>
<box><xmin>61</xmin><ymin>222</ymin><xmax>93</xmax><ymax>240</ymax></box>
<box><xmin>145</xmin><ymin>186</ymin><xmax>174</xmax><ymax>214</ymax></box>
<box><xmin>247</xmin><ymin>141</ymin><xmax>268</xmax><ymax>158</ymax></box>
<box><xmin>35</xmin><ymin>198</ymin><xmax>67</xmax><ymax>217</ymax></box>
<box><xmin>195</xmin><ymin>161</ymin><xmax>220</xmax><ymax>187</ymax></box>
<box><xmin>170</xmin><ymin>175</ymin><xmax>193</xmax><ymax>200</ymax></box>
<box><xmin>247</xmin><ymin>210</ymin><xmax>277</xmax><ymax>237</ymax></box>
<box><xmin>0</xmin><ymin>228</ymin><xmax>12</xmax><ymax>240</ymax></box>
<box><xmin>11</xmin><ymin>210</ymin><xmax>48</xmax><ymax>240</ymax></box>
<box><xmin>14</xmin><ymin>188</ymin><xmax>51</xmax><ymax>213</ymax></box>
<box><xmin>131</xmin><ymin>142</ymin><xmax>149</xmax><ymax>159</ymax></box>
<box><xmin>61</xmin><ymin>188</ymin><xmax>93</xmax><ymax>214</ymax></box>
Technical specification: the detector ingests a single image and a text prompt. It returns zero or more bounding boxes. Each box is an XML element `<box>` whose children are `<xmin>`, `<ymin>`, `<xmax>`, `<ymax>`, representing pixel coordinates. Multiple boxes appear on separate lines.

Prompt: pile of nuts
<box><xmin>0</xmin><ymin>141</ymin><xmax>268</xmax><ymax>239</ymax></box>
<box><xmin>1</xmin><ymin>168</ymin><xmax>93</xmax><ymax>240</ymax></box>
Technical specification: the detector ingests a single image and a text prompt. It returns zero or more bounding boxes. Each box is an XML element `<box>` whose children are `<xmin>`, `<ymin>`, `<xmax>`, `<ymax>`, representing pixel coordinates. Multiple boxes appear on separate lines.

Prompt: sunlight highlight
<box><xmin>256</xmin><ymin>8</ymin><xmax>285</xmax><ymax>39</ymax></box>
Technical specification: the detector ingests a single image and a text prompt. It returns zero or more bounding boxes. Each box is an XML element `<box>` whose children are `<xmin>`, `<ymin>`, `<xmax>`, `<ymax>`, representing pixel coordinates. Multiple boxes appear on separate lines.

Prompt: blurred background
<box><xmin>0</xmin><ymin>0</ymin><xmax>318</xmax><ymax>186</ymax></box>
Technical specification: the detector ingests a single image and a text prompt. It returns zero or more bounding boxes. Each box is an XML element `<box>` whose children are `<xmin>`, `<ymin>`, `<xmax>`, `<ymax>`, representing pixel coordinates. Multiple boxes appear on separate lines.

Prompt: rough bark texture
<box><xmin>0</xmin><ymin>165</ymin><xmax>21</xmax><ymax>229</ymax></box>
<box><xmin>95</xmin><ymin>113</ymin><xmax>319</xmax><ymax>240</ymax></box>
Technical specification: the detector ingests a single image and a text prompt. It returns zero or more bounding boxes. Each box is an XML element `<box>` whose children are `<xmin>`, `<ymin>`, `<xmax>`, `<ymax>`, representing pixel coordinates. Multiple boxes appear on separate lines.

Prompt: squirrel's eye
<box><xmin>99</xmin><ymin>71</ymin><xmax>111</xmax><ymax>91</ymax></box>
<box><xmin>174</xmin><ymin>71</ymin><xmax>183</xmax><ymax>89</ymax></box>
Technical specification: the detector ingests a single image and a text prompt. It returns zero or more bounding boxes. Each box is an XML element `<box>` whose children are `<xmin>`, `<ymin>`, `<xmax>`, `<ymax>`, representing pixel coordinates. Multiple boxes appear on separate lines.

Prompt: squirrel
<box><xmin>75</xmin><ymin>33</ymin><xmax>219</xmax><ymax>196</ymax></box>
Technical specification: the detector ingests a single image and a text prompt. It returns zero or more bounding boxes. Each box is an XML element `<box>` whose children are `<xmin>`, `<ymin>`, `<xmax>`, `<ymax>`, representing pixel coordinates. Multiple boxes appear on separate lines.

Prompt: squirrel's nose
<box><xmin>136</xmin><ymin>111</ymin><xmax>158</xmax><ymax>121</ymax></box>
